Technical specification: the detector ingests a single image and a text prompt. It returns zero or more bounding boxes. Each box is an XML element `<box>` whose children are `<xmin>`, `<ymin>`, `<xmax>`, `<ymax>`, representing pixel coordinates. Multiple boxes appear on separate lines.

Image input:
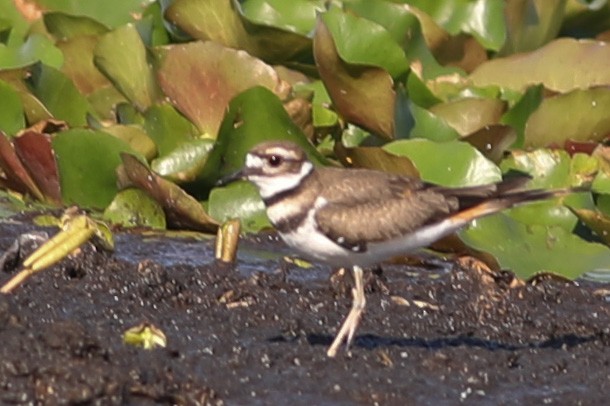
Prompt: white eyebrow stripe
<box><xmin>246</xmin><ymin>153</ymin><xmax>265</xmax><ymax>168</ymax></box>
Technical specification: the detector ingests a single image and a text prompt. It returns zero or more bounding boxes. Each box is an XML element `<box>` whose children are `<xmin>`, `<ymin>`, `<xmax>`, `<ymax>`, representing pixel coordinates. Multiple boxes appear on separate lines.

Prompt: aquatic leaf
<box><xmin>240</xmin><ymin>0</ymin><xmax>322</xmax><ymax>35</ymax></box>
<box><xmin>121</xmin><ymin>153</ymin><xmax>218</xmax><ymax>232</ymax></box>
<box><xmin>13</xmin><ymin>131</ymin><xmax>60</xmax><ymax>204</ymax></box>
<box><xmin>0</xmin><ymin>33</ymin><xmax>63</xmax><ymax>69</ymax></box>
<box><xmin>408</xmin><ymin>101</ymin><xmax>460</xmax><ymax>142</ymax></box>
<box><xmin>500</xmin><ymin>149</ymin><xmax>596</xmax><ymax>229</ymax></box>
<box><xmin>470</xmin><ymin>38</ymin><xmax>610</xmax><ymax>92</ymax></box>
<box><xmin>208</xmin><ymin>181</ymin><xmax>270</xmax><ymax>233</ymax></box>
<box><xmin>346</xmin><ymin>0</ymin><xmax>485</xmax><ymax>75</ymax></box>
<box><xmin>155</xmin><ymin>40</ymin><xmax>289</xmax><ymax>137</ymax></box>
<box><xmin>166</xmin><ymin>0</ymin><xmax>252</xmax><ymax>51</ymax></box>
<box><xmin>407</xmin><ymin>0</ymin><xmax>506</xmax><ymax>51</ymax></box>
<box><xmin>151</xmin><ymin>138</ymin><xmax>214</xmax><ymax>183</ymax></box>
<box><xmin>334</xmin><ymin>144</ymin><xmax>420</xmax><ymax>178</ymax></box>
<box><xmin>500</xmin><ymin>85</ymin><xmax>544</xmax><ymax>148</ymax></box>
<box><xmin>166</xmin><ymin>0</ymin><xmax>312</xmax><ymax>64</ymax></box>
<box><xmin>524</xmin><ymin>87</ymin><xmax>610</xmax><ymax>148</ymax></box>
<box><xmin>52</xmin><ymin>129</ymin><xmax>137</xmax><ymax>208</ymax></box>
<box><xmin>94</xmin><ymin>24</ymin><xmax>159</xmax><ymax>111</ymax></box>
<box><xmin>462</xmin><ymin>125</ymin><xmax>517</xmax><ymax>163</ymax></box>
<box><xmin>294</xmin><ymin>81</ymin><xmax>338</xmax><ymax>128</ymax></box>
<box><xmin>0</xmin><ymin>80</ymin><xmax>24</xmax><ymax>135</ymax></box>
<box><xmin>104</xmin><ymin>188</ymin><xmax>166</xmax><ymax>229</ymax></box>
<box><xmin>460</xmin><ymin>213</ymin><xmax>610</xmax><ymax>280</ymax></box>
<box><xmin>319</xmin><ymin>7</ymin><xmax>409</xmax><ymax>78</ymax></box>
<box><xmin>0</xmin><ymin>131</ymin><xmax>43</xmax><ymax>200</ymax></box>
<box><xmin>383</xmin><ymin>139</ymin><xmax>502</xmax><ymax>186</ymax></box>
<box><xmin>314</xmin><ymin>12</ymin><xmax>396</xmax><ymax>139</ymax></box>
<box><xmin>193</xmin><ymin>86</ymin><xmax>327</xmax><ymax>196</ymax></box>
<box><xmin>570</xmin><ymin>207</ymin><xmax>610</xmax><ymax>246</ymax></box>
<box><xmin>507</xmin><ymin>147</ymin><xmax>598</xmax><ymax>184</ymax></box>
<box><xmin>429</xmin><ymin>98</ymin><xmax>505</xmax><ymax>136</ymax></box>
<box><xmin>43</xmin><ymin>12</ymin><xmax>109</xmax><ymax>39</ymax></box>
<box><xmin>55</xmin><ymin>35</ymin><xmax>111</xmax><ymax>96</ymax></box>
<box><xmin>36</xmin><ymin>0</ymin><xmax>147</xmax><ymax>28</ymax></box>
<box><xmin>28</xmin><ymin>63</ymin><xmax>91</xmax><ymax>127</ymax></box>
<box><xmin>142</xmin><ymin>103</ymin><xmax>198</xmax><ymax>157</ymax></box>
<box><xmin>102</xmin><ymin>125</ymin><xmax>157</xmax><ymax>160</ymax></box>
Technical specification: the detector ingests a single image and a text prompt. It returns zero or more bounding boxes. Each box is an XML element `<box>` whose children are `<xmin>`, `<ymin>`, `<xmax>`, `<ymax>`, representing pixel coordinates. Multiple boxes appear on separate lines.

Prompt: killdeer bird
<box><xmin>221</xmin><ymin>140</ymin><xmax>581</xmax><ymax>357</ymax></box>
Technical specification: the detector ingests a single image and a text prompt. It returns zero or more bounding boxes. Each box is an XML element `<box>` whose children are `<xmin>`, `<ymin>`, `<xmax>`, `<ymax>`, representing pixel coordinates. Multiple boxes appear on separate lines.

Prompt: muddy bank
<box><xmin>0</xmin><ymin>219</ymin><xmax>609</xmax><ymax>405</ymax></box>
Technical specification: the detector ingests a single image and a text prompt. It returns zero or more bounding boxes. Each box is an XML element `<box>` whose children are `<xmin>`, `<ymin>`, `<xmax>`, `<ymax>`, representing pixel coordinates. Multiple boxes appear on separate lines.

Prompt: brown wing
<box><xmin>313</xmin><ymin>171</ymin><xmax>534</xmax><ymax>251</ymax></box>
<box><xmin>313</xmin><ymin>169</ymin><xmax>461</xmax><ymax>250</ymax></box>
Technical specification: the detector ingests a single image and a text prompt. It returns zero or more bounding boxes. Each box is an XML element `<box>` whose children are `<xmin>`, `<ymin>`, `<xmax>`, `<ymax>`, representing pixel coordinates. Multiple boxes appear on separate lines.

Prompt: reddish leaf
<box><xmin>120</xmin><ymin>153</ymin><xmax>218</xmax><ymax>232</ymax></box>
<box><xmin>313</xmin><ymin>17</ymin><xmax>396</xmax><ymax>139</ymax></box>
<box><xmin>14</xmin><ymin>131</ymin><xmax>61</xmax><ymax>204</ymax></box>
<box><xmin>0</xmin><ymin>131</ymin><xmax>43</xmax><ymax>200</ymax></box>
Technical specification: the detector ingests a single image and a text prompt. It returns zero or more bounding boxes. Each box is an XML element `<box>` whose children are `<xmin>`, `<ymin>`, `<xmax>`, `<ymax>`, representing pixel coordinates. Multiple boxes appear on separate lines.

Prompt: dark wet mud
<box><xmin>0</xmin><ymin>219</ymin><xmax>609</xmax><ymax>405</ymax></box>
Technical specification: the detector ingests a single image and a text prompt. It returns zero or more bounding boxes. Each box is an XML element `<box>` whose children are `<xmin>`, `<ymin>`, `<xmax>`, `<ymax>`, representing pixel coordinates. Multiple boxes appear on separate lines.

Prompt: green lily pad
<box><xmin>28</xmin><ymin>63</ymin><xmax>91</xmax><ymax>127</ymax></box>
<box><xmin>334</xmin><ymin>144</ymin><xmax>420</xmax><ymax>177</ymax></box>
<box><xmin>165</xmin><ymin>0</ymin><xmax>312</xmax><ymax>64</ymax></box>
<box><xmin>52</xmin><ymin>129</ymin><xmax>138</xmax><ymax>209</ymax></box>
<box><xmin>151</xmin><ymin>138</ymin><xmax>214</xmax><ymax>183</ymax></box>
<box><xmin>0</xmin><ymin>33</ymin><xmax>63</xmax><ymax>69</ymax></box>
<box><xmin>460</xmin><ymin>213</ymin><xmax>610</xmax><ymax>280</ymax></box>
<box><xmin>429</xmin><ymin>98</ymin><xmax>505</xmax><ymax>136</ymax></box>
<box><xmin>314</xmin><ymin>11</ymin><xmax>396</xmax><ymax>139</ymax></box>
<box><xmin>94</xmin><ymin>24</ymin><xmax>159</xmax><ymax>111</ymax></box>
<box><xmin>500</xmin><ymin>85</ymin><xmax>544</xmax><ymax>148</ymax></box>
<box><xmin>120</xmin><ymin>153</ymin><xmax>218</xmax><ymax>232</ymax></box>
<box><xmin>155</xmin><ymin>40</ymin><xmax>289</xmax><ymax>137</ymax></box>
<box><xmin>408</xmin><ymin>102</ymin><xmax>460</xmax><ymax>142</ymax></box>
<box><xmin>43</xmin><ymin>12</ymin><xmax>109</xmax><ymax>39</ymax></box>
<box><xmin>320</xmin><ymin>7</ymin><xmax>409</xmax><ymax>78</ymax></box>
<box><xmin>102</xmin><ymin>125</ymin><xmax>157</xmax><ymax>160</ymax></box>
<box><xmin>193</xmin><ymin>86</ymin><xmax>327</xmax><ymax>196</ymax></box>
<box><xmin>499</xmin><ymin>0</ymin><xmax>565</xmax><ymax>55</ymax></box>
<box><xmin>166</xmin><ymin>0</ymin><xmax>252</xmax><ymax>51</ymax></box>
<box><xmin>104</xmin><ymin>188</ymin><xmax>166</xmax><ymax>229</ymax></box>
<box><xmin>294</xmin><ymin>80</ymin><xmax>338</xmax><ymax>128</ymax></box>
<box><xmin>501</xmin><ymin>149</ymin><xmax>594</xmax><ymax>189</ymax></box>
<box><xmin>36</xmin><ymin>0</ymin><xmax>147</xmax><ymax>28</ymax></box>
<box><xmin>240</xmin><ymin>0</ymin><xmax>322</xmax><ymax>35</ymax></box>
<box><xmin>208</xmin><ymin>181</ymin><xmax>270</xmax><ymax>233</ymax></box>
<box><xmin>524</xmin><ymin>87</ymin><xmax>610</xmax><ymax>148</ymax></box>
<box><xmin>142</xmin><ymin>103</ymin><xmax>198</xmax><ymax>157</ymax></box>
<box><xmin>56</xmin><ymin>35</ymin><xmax>112</xmax><ymax>95</ymax></box>
<box><xmin>383</xmin><ymin>138</ymin><xmax>502</xmax><ymax>186</ymax></box>
<box><xmin>470</xmin><ymin>38</ymin><xmax>610</xmax><ymax>92</ymax></box>
<box><xmin>0</xmin><ymin>79</ymin><xmax>24</xmax><ymax>135</ymax></box>
<box><xmin>407</xmin><ymin>0</ymin><xmax>506</xmax><ymax>51</ymax></box>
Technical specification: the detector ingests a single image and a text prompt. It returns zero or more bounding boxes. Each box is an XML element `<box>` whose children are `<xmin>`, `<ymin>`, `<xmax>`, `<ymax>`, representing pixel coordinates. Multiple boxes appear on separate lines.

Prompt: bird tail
<box><xmin>449</xmin><ymin>185</ymin><xmax>587</xmax><ymax>224</ymax></box>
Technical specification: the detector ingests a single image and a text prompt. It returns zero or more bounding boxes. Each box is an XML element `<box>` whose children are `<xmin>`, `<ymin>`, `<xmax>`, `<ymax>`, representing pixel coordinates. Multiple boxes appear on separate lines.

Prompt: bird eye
<box><xmin>268</xmin><ymin>155</ymin><xmax>282</xmax><ymax>167</ymax></box>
